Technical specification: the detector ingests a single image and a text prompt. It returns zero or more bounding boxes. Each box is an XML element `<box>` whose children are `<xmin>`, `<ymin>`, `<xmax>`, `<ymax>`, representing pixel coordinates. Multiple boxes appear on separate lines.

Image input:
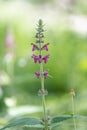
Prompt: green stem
<box><xmin>71</xmin><ymin>95</ymin><xmax>77</xmax><ymax>130</ymax></box>
<box><xmin>40</xmin><ymin>63</ymin><xmax>49</xmax><ymax>130</ymax></box>
<box><xmin>38</xmin><ymin>20</ymin><xmax>49</xmax><ymax>130</ymax></box>
<box><xmin>40</xmin><ymin>63</ymin><xmax>46</xmax><ymax>119</ymax></box>
<box><xmin>39</xmin><ymin>42</ymin><xmax>48</xmax><ymax>130</ymax></box>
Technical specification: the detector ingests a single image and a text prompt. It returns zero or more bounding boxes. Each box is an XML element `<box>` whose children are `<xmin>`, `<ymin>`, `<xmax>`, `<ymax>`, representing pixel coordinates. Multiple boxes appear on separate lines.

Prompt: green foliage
<box><xmin>0</xmin><ymin>117</ymin><xmax>43</xmax><ymax>130</ymax></box>
<box><xmin>1</xmin><ymin>115</ymin><xmax>87</xmax><ymax>130</ymax></box>
<box><xmin>51</xmin><ymin>115</ymin><xmax>72</xmax><ymax>124</ymax></box>
<box><xmin>0</xmin><ymin>115</ymin><xmax>73</xmax><ymax>130</ymax></box>
<box><xmin>51</xmin><ymin>115</ymin><xmax>72</xmax><ymax>129</ymax></box>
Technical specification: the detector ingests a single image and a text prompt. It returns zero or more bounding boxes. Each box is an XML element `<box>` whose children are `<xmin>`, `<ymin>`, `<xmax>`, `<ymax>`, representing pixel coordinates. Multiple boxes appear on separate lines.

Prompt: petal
<box><xmin>43</xmin><ymin>55</ymin><xmax>50</xmax><ymax>63</ymax></box>
<box><xmin>35</xmin><ymin>72</ymin><xmax>40</xmax><ymax>78</ymax></box>
<box><xmin>38</xmin><ymin>55</ymin><xmax>43</xmax><ymax>63</ymax></box>
<box><xmin>31</xmin><ymin>43</ymin><xmax>39</xmax><ymax>51</ymax></box>
<box><xmin>42</xmin><ymin>43</ymin><xmax>50</xmax><ymax>51</ymax></box>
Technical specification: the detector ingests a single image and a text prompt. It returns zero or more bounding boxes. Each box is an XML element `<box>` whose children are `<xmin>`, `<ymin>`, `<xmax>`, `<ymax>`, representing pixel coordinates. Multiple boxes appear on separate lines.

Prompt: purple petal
<box><xmin>43</xmin><ymin>70</ymin><xmax>48</xmax><ymax>79</ymax></box>
<box><xmin>43</xmin><ymin>55</ymin><xmax>50</xmax><ymax>63</ymax></box>
<box><xmin>42</xmin><ymin>43</ymin><xmax>49</xmax><ymax>51</ymax></box>
<box><xmin>35</xmin><ymin>72</ymin><xmax>40</xmax><ymax>78</ymax></box>
<box><xmin>38</xmin><ymin>55</ymin><xmax>43</xmax><ymax>63</ymax></box>
<box><xmin>32</xmin><ymin>54</ymin><xmax>38</xmax><ymax>63</ymax></box>
<box><xmin>31</xmin><ymin>43</ymin><xmax>39</xmax><ymax>51</ymax></box>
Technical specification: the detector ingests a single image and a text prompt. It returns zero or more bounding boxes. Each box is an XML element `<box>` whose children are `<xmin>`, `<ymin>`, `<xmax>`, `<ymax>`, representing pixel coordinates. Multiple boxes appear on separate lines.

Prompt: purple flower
<box><xmin>43</xmin><ymin>55</ymin><xmax>50</xmax><ymax>63</ymax></box>
<box><xmin>32</xmin><ymin>54</ymin><xmax>38</xmax><ymax>63</ymax></box>
<box><xmin>32</xmin><ymin>55</ymin><xmax>43</xmax><ymax>63</ymax></box>
<box><xmin>31</xmin><ymin>43</ymin><xmax>39</xmax><ymax>51</ymax></box>
<box><xmin>32</xmin><ymin>54</ymin><xmax>50</xmax><ymax>64</ymax></box>
<box><xmin>35</xmin><ymin>70</ymin><xmax>48</xmax><ymax>79</ymax></box>
<box><xmin>32</xmin><ymin>54</ymin><xmax>42</xmax><ymax>63</ymax></box>
<box><xmin>38</xmin><ymin>55</ymin><xmax>43</xmax><ymax>63</ymax></box>
<box><xmin>43</xmin><ymin>70</ymin><xmax>48</xmax><ymax>79</ymax></box>
<box><xmin>35</xmin><ymin>72</ymin><xmax>40</xmax><ymax>78</ymax></box>
<box><xmin>41</xmin><ymin>43</ymin><xmax>49</xmax><ymax>51</ymax></box>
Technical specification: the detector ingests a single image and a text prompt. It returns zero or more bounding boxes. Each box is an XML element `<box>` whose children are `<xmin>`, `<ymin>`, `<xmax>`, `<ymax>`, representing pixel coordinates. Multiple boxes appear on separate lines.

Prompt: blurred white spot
<box><xmin>0</xmin><ymin>71</ymin><xmax>10</xmax><ymax>85</ymax></box>
<box><xmin>4</xmin><ymin>53</ymin><xmax>14</xmax><ymax>63</ymax></box>
<box><xmin>70</xmin><ymin>15</ymin><xmax>87</xmax><ymax>35</ymax></box>
<box><xmin>5</xmin><ymin>97</ymin><xmax>16</xmax><ymax>107</ymax></box>
<box><xmin>18</xmin><ymin>58</ymin><xmax>27</xmax><ymax>67</ymax></box>
<box><xmin>8</xmin><ymin>105</ymin><xmax>41</xmax><ymax>116</ymax></box>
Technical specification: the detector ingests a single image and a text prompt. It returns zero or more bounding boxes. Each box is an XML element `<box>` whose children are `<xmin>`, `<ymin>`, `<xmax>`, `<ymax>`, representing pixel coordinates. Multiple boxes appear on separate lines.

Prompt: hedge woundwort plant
<box><xmin>32</xmin><ymin>19</ymin><xmax>50</xmax><ymax>130</ymax></box>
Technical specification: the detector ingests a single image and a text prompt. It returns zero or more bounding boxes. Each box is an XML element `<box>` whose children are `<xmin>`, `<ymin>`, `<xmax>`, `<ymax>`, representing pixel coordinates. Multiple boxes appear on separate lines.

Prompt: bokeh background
<box><xmin>0</xmin><ymin>0</ymin><xmax>87</xmax><ymax>129</ymax></box>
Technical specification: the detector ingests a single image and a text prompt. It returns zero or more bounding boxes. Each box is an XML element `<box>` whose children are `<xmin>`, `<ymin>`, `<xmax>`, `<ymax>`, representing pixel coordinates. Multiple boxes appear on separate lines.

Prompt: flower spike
<box><xmin>31</xmin><ymin>20</ymin><xmax>50</xmax><ymax>130</ymax></box>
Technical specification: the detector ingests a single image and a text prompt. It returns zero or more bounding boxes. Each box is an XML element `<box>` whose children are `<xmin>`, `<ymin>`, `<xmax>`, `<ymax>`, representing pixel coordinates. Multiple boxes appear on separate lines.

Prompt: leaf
<box><xmin>50</xmin><ymin>122</ymin><xmax>62</xmax><ymax>129</ymax></box>
<box><xmin>51</xmin><ymin>115</ymin><xmax>72</xmax><ymax>129</ymax></box>
<box><xmin>51</xmin><ymin>115</ymin><xmax>72</xmax><ymax>124</ymax></box>
<box><xmin>74</xmin><ymin>115</ymin><xmax>87</xmax><ymax>119</ymax></box>
<box><xmin>0</xmin><ymin>117</ymin><xmax>43</xmax><ymax>130</ymax></box>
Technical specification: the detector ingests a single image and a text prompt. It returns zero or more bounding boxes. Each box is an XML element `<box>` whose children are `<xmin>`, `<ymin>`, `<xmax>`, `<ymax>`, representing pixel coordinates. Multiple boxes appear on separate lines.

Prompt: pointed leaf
<box><xmin>51</xmin><ymin>115</ymin><xmax>72</xmax><ymax>129</ymax></box>
<box><xmin>0</xmin><ymin>117</ymin><xmax>43</xmax><ymax>130</ymax></box>
<box><xmin>50</xmin><ymin>122</ymin><xmax>62</xmax><ymax>129</ymax></box>
<box><xmin>74</xmin><ymin>115</ymin><xmax>87</xmax><ymax>119</ymax></box>
<box><xmin>51</xmin><ymin>115</ymin><xmax>72</xmax><ymax>124</ymax></box>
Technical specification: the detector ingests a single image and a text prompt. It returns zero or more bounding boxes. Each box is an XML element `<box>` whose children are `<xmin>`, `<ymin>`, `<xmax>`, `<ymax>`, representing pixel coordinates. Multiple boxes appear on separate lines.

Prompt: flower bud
<box><xmin>70</xmin><ymin>88</ymin><xmax>75</xmax><ymax>96</ymax></box>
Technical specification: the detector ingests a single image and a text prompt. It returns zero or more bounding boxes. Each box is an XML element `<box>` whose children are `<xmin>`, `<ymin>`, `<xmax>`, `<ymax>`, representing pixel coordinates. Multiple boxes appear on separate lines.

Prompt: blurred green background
<box><xmin>0</xmin><ymin>0</ymin><xmax>87</xmax><ymax>129</ymax></box>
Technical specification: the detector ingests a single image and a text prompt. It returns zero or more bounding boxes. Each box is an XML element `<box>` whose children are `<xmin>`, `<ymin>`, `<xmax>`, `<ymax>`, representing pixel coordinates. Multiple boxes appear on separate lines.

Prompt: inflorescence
<box><xmin>31</xmin><ymin>19</ymin><xmax>50</xmax><ymax>79</ymax></box>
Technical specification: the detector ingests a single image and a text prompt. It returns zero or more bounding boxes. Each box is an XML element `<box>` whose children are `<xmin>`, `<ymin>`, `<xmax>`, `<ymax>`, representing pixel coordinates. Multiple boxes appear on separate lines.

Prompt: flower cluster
<box><xmin>31</xmin><ymin>19</ymin><xmax>50</xmax><ymax>79</ymax></box>
<box><xmin>31</xmin><ymin>43</ymin><xmax>49</xmax><ymax>51</ymax></box>
<box><xmin>35</xmin><ymin>70</ymin><xmax>48</xmax><ymax>79</ymax></box>
<box><xmin>32</xmin><ymin>54</ymin><xmax>50</xmax><ymax>64</ymax></box>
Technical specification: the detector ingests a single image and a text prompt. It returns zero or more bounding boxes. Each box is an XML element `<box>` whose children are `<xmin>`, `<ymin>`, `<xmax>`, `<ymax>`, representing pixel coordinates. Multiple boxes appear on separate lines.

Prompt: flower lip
<box><xmin>38</xmin><ymin>55</ymin><xmax>43</xmax><ymax>63</ymax></box>
<box><xmin>31</xmin><ymin>43</ymin><xmax>39</xmax><ymax>51</ymax></box>
<box><xmin>43</xmin><ymin>55</ymin><xmax>50</xmax><ymax>63</ymax></box>
<box><xmin>32</xmin><ymin>54</ymin><xmax>38</xmax><ymax>63</ymax></box>
<box><xmin>43</xmin><ymin>70</ymin><xmax>48</xmax><ymax>79</ymax></box>
<box><xmin>35</xmin><ymin>70</ymin><xmax>48</xmax><ymax>79</ymax></box>
<box><xmin>41</xmin><ymin>43</ymin><xmax>50</xmax><ymax>51</ymax></box>
<box><xmin>35</xmin><ymin>72</ymin><xmax>40</xmax><ymax>78</ymax></box>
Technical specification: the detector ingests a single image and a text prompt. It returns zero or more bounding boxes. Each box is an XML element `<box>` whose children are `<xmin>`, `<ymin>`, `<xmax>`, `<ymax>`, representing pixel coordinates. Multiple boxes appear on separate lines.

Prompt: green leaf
<box><xmin>0</xmin><ymin>117</ymin><xmax>43</xmax><ymax>130</ymax></box>
<box><xmin>74</xmin><ymin>115</ymin><xmax>87</xmax><ymax>119</ymax></box>
<box><xmin>51</xmin><ymin>122</ymin><xmax>62</xmax><ymax>129</ymax></box>
<box><xmin>51</xmin><ymin>115</ymin><xmax>72</xmax><ymax>124</ymax></box>
<box><xmin>51</xmin><ymin>115</ymin><xmax>72</xmax><ymax>129</ymax></box>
